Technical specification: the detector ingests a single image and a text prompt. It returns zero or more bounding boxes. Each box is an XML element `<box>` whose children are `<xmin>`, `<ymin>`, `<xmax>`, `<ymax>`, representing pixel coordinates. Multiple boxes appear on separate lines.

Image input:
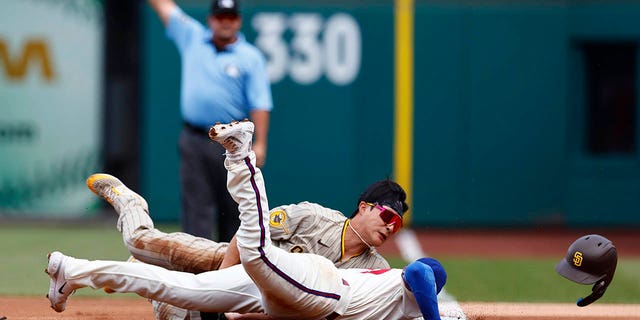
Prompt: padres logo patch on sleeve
<box><xmin>269</xmin><ymin>210</ymin><xmax>287</xmax><ymax>228</ymax></box>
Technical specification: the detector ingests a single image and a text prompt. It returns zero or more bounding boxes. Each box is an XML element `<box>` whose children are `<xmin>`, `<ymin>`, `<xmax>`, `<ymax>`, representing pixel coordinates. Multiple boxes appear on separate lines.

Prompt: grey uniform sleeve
<box><xmin>267</xmin><ymin>202</ymin><xmax>319</xmax><ymax>241</ymax></box>
<box><xmin>268</xmin><ymin>202</ymin><xmax>343</xmax><ymax>258</ymax></box>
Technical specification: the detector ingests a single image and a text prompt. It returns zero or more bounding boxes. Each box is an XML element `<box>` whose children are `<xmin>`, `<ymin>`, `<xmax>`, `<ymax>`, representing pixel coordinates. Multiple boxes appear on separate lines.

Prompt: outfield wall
<box><xmin>139</xmin><ymin>0</ymin><xmax>640</xmax><ymax>227</ymax></box>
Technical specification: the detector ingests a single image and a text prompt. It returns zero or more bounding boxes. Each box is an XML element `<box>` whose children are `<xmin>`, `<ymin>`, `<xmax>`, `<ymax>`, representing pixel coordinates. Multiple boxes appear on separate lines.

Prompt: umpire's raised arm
<box><xmin>147</xmin><ymin>0</ymin><xmax>177</xmax><ymax>25</ymax></box>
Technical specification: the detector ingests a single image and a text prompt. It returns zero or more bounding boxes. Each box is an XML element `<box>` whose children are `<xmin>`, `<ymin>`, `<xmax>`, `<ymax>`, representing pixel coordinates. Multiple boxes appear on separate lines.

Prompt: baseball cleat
<box><xmin>45</xmin><ymin>251</ymin><xmax>74</xmax><ymax>312</ymax></box>
<box><xmin>208</xmin><ymin>119</ymin><xmax>254</xmax><ymax>161</ymax></box>
<box><xmin>86</xmin><ymin>173</ymin><xmax>148</xmax><ymax>212</ymax></box>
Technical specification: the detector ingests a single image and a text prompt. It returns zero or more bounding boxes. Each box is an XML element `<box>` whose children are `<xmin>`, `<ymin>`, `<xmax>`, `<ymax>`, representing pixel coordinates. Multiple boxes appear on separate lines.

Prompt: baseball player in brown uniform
<box><xmin>111</xmin><ymin>194</ymin><xmax>396</xmax><ymax>274</ymax></box>
<box><xmin>82</xmin><ymin>148</ymin><xmax>407</xmax><ymax>318</ymax></box>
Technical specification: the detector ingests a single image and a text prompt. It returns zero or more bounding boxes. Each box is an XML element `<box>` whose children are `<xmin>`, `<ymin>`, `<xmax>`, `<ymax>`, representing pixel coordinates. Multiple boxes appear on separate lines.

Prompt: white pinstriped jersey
<box><xmin>338</xmin><ymin>268</ymin><xmax>423</xmax><ymax>320</ymax></box>
<box><xmin>267</xmin><ymin>201</ymin><xmax>390</xmax><ymax>270</ymax></box>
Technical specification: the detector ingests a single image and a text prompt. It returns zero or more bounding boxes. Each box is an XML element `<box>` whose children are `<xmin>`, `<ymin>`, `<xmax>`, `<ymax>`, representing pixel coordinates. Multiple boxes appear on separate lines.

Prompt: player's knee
<box><xmin>126</xmin><ymin>229</ymin><xmax>151</xmax><ymax>252</ymax></box>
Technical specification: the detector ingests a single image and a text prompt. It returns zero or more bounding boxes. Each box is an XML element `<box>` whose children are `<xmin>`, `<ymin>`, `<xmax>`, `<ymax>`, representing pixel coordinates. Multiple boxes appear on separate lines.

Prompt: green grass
<box><xmin>0</xmin><ymin>223</ymin><xmax>179</xmax><ymax>298</ymax></box>
<box><xmin>389</xmin><ymin>256</ymin><xmax>640</xmax><ymax>303</ymax></box>
<box><xmin>441</xmin><ymin>257</ymin><xmax>640</xmax><ymax>303</ymax></box>
<box><xmin>2</xmin><ymin>225</ymin><xmax>639</xmax><ymax>303</ymax></box>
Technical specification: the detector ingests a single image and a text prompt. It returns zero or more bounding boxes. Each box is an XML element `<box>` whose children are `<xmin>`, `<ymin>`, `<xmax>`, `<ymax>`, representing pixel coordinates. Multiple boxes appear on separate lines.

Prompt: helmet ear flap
<box><xmin>577</xmin><ymin>280</ymin><xmax>608</xmax><ymax>307</ymax></box>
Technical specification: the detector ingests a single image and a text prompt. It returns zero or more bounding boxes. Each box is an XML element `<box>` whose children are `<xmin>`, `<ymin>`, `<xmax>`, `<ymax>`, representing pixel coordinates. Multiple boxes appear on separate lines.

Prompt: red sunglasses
<box><xmin>365</xmin><ymin>202</ymin><xmax>403</xmax><ymax>233</ymax></box>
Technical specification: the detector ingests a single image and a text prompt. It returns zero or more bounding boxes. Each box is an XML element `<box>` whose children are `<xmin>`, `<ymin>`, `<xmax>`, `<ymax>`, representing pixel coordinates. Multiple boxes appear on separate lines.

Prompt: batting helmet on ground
<box><xmin>555</xmin><ymin>234</ymin><xmax>617</xmax><ymax>307</ymax></box>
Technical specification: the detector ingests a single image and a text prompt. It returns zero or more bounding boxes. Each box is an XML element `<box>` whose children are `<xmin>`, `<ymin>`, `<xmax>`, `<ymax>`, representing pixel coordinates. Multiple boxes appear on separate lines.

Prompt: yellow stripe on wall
<box><xmin>394</xmin><ymin>0</ymin><xmax>414</xmax><ymax>225</ymax></box>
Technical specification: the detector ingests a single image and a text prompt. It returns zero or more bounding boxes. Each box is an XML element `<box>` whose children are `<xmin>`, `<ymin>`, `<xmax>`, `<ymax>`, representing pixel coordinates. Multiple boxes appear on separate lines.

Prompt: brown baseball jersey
<box><xmin>267</xmin><ymin>201</ymin><xmax>390</xmax><ymax>269</ymax></box>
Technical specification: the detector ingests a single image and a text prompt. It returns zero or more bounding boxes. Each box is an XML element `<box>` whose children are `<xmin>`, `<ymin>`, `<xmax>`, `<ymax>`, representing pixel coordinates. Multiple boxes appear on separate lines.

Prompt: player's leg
<box><xmin>87</xmin><ymin>173</ymin><xmax>228</xmax><ymax>274</ymax></box>
<box><xmin>45</xmin><ymin>251</ymin><xmax>263</xmax><ymax>314</ymax></box>
<box><xmin>88</xmin><ymin>173</ymin><xmax>229</xmax><ymax>320</ymax></box>
<box><xmin>88</xmin><ymin>173</ymin><xmax>227</xmax><ymax>320</ymax></box>
<box><xmin>210</xmin><ymin>121</ymin><xmax>350</xmax><ymax>319</ymax></box>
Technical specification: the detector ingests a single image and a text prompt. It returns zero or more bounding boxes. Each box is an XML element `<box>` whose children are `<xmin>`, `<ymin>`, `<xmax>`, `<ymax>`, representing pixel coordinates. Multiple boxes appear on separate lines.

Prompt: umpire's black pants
<box><xmin>180</xmin><ymin>125</ymin><xmax>239</xmax><ymax>320</ymax></box>
<box><xmin>179</xmin><ymin>124</ymin><xmax>240</xmax><ymax>242</ymax></box>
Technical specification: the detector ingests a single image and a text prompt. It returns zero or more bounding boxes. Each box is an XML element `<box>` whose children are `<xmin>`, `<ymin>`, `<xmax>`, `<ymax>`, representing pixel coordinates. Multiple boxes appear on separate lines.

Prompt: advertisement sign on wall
<box><xmin>0</xmin><ymin>0</ymin><xmax>103</xmax><ymax>216</ymax></box>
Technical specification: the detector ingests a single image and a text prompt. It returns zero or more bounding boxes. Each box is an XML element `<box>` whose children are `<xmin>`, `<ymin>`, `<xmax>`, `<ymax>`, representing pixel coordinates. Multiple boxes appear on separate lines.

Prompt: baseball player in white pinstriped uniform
<box><xmin>99</xmin><ymin>154</ymin><xmax>401</xmax><ymax>319</ymax></box>
<box><xmin>99</xmin><ymin>170</ymin><xmax>399</xmax><ymax>319</ymax></box>
<box><xmin>45</xmin><ymin>120</ymin><xmax>446</xmax><ymax>320</ymax></box>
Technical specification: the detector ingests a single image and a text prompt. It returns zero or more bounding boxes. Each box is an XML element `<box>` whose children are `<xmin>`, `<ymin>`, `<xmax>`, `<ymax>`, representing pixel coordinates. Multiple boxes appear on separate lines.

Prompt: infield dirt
<box><xmin>2</xmin><ymin>297</ymin><xmax>639</xmax><ymax>320</ymax></box>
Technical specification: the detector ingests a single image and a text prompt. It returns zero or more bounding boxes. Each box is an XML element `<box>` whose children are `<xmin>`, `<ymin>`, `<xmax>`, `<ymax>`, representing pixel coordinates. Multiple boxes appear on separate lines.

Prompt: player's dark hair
<box><xmin>350</xmin><ymin>179</ymin><xmax>409</xmax><ymax>218</ymax></box>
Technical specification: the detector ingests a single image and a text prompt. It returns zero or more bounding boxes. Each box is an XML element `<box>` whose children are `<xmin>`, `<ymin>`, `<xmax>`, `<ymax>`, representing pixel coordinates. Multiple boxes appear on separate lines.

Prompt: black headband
<box><xmin>379</xmin><ymin>200</ymin><xmax>404</xmax><ymax>217</ymax></box>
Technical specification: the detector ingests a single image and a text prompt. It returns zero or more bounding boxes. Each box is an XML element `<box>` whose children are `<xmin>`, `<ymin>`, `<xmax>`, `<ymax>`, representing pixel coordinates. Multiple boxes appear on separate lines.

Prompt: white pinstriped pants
<box><xmin>62</xmin><ymin>258</ymin><xmax>264</xmax><ymax>313</ymax></box>
<box><xmin>226</xmin><ymin>152</ymin><xmax>351</xmax><ymax>320</ymax></box>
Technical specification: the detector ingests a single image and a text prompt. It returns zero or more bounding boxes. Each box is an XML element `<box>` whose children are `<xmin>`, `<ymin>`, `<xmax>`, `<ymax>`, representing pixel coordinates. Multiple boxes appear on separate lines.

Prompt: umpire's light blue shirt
<box><xmin>167</xmin><ymin>7</ymin><xmax>273</xmax><ymax>128</ymax></box>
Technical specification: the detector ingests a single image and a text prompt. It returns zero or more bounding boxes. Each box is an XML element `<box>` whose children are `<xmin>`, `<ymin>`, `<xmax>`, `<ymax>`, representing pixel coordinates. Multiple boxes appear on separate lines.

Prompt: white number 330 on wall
<box><xmin>252</xmin><ymin>12</ymin><xmax>362</xmax><ymax>86</ymax></box>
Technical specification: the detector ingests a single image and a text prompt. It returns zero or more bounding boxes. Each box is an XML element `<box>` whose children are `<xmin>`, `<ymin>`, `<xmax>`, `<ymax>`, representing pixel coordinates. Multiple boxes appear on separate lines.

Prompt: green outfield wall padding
<box><xmin>141</xmin><ymin>1</ymin><xmax>394</xmax><ymax>222</ymax></box>
<box><xmin>141</xmin><ymin>0</ymin><xmax>640</xmax><ymax>227</ymax></box>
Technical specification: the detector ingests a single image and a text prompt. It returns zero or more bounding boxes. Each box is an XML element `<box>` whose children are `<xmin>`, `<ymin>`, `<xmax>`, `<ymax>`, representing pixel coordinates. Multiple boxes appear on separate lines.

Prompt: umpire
<box><xmin>146</xmin><ymin>0</ymin><xmax>273</xmax><ymax>244</ymax></box>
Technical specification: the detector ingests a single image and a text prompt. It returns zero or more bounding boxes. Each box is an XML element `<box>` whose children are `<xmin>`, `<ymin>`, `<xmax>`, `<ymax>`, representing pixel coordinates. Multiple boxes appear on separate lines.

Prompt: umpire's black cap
<box><xmin>210</xmin><ymin>0</ymin><xmax>240</xmax><ymax>16</ymax></box>
<box><xmin>555</xmin><ymin>234</ymin><xmax>617</xmax><ymax>285</ymax></box>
